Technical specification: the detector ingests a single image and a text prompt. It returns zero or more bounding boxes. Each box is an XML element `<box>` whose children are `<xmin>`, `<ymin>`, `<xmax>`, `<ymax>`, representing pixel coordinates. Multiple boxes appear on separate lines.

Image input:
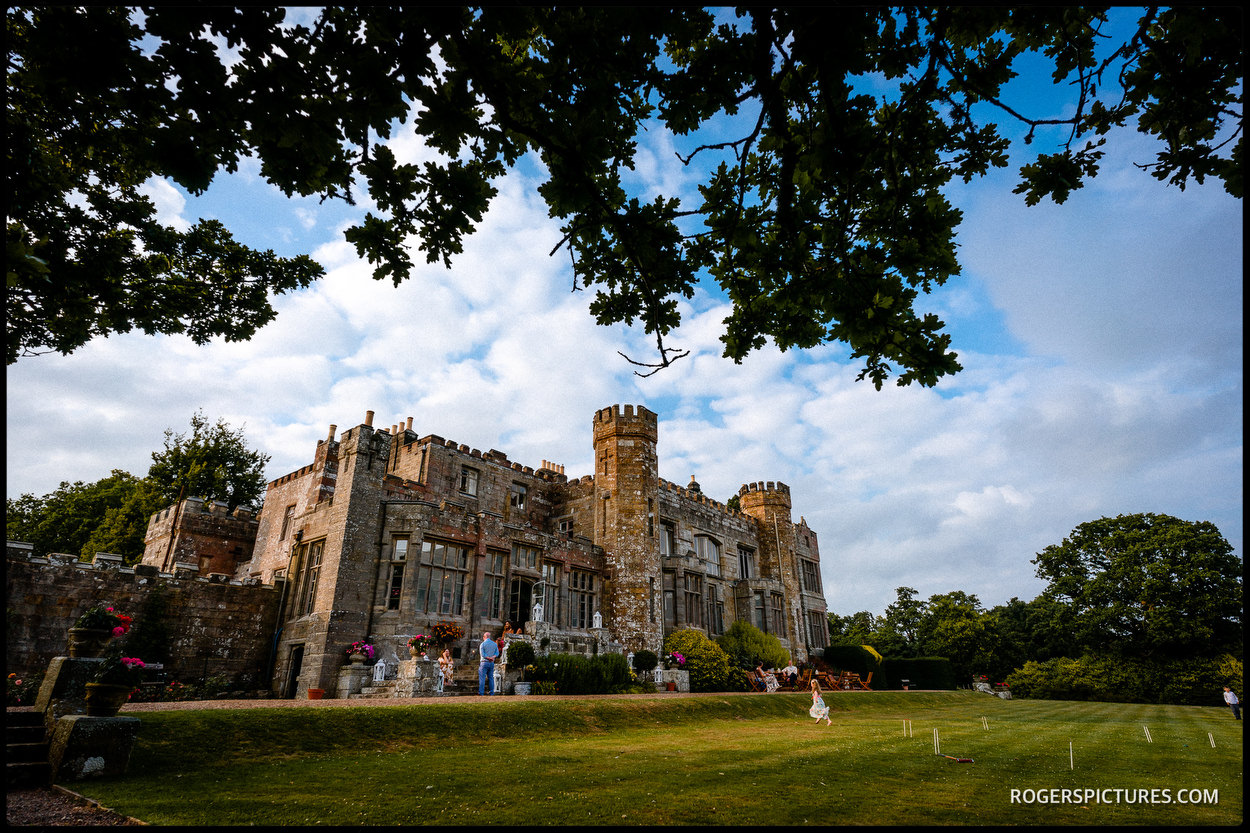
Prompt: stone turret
<box><xmin>592</xmin><ymin>405</ymin><xmax>662</xmax><ymax>652</ymax></box>
<box><xmin>737</xmin><ymin>480</ymin><xmax>808</xmax><ymax>659</ymax></box>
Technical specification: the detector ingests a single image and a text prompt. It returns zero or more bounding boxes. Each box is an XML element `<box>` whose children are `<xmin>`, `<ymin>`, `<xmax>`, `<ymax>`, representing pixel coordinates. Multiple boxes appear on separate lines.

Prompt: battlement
<box><xmin>592</xmin><ymin>404</ymin><xmax>658</xmax><ymax>441</ymax></box>
<box><xmin>738</xmin><ymin>480</ymin><xmax>790</xmax><ymax>497</ymax></box>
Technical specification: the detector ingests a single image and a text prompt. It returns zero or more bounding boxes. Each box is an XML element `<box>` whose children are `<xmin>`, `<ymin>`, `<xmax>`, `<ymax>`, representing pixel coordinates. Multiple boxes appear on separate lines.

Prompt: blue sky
<box><xmin>6</xmin><ymin>10</ymin><xmax>1242</xmax><ymax>618</ymax></box>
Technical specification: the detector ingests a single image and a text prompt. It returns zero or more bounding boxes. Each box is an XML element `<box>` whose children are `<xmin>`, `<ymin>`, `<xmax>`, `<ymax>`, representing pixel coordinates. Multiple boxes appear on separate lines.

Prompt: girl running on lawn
<box><xmin>810</xmin><ymin>679</ymin><xmax>832</xmax><ymax>725</ymax></box>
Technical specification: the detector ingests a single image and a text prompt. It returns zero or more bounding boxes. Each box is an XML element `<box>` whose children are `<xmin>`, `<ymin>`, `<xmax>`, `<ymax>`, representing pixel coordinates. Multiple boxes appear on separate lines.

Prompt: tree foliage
<box><xmin>5</xmin><ymin>412</ymin><xmax>269</xmax><ymax>561</ymax></box>
<box><xmin>146</xmin><ymin>410</ymin><xmax>269</xmax><ymax>511</ymax></box>
<box><xmin>1032</xmin><ymin>513</ymin><xmax>1243</xmax><ymax>660</ymax></box>
<box><xmin>715</xmin><ymin>619</ymin><xmax>790</xmax><ymax>670</ymax></box>
<box><xmin>7</xmin><ymin>7</ymin><xmax>1242</xmax><ymax>382</ymax></box>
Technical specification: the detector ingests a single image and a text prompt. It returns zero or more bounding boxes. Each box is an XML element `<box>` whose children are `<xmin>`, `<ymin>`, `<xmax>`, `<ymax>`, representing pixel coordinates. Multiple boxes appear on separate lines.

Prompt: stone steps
<box><xmin>6</xmin><ymin>710</ymin><xmax>51</xmax><ymax>788</ymax></box>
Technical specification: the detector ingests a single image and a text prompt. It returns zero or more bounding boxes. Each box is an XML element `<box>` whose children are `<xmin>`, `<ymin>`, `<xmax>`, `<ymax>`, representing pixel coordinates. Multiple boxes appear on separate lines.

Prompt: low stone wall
<box><xmin>5</xmin><ymin>552</ymin><xmax>282</xmax><ymax>687</ymax></box>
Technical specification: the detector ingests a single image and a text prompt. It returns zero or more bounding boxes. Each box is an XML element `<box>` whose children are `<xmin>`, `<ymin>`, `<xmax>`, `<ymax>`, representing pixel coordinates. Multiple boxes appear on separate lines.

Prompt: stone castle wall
<box><xmin>6</xmin><ymin>551</ymin><xmax>282</xmax><ymax>687</ymax></box>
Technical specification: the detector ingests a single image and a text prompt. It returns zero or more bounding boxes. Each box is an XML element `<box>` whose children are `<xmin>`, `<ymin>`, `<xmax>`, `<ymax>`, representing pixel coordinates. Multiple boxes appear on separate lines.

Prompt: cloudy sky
<box><xmin>6</xmin><ymin>13</ymin><xmax>1242</xmax><ymax>618</ymax></box>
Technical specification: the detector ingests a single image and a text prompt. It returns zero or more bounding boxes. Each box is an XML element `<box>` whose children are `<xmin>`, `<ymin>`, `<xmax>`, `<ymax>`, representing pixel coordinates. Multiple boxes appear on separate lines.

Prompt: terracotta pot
<box><xmin>68</xmin><ymin>627</ymin><xmax>113</xmax><ymax>658</ymax></box>
<box><xmin>307</xmin><ymin>688</ymin><xmax>325</xmax><ymax>700</ymax></box>
<box><xmin>666</xmin><ymin>682</ymin><xmax>677</xmax><ymax>692</ymax></box>
<box><xmin>84</xmin><ymin>682</ymin><xmax>133</xmax><ymax>716</ymax></box>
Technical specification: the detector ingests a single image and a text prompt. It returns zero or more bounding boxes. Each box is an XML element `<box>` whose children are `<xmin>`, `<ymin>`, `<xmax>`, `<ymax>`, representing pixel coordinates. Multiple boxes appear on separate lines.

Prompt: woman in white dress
<box><xmin>809</xmin><ymin>679</ymin><xmax>831</xmax><ymax>725</ymax></box>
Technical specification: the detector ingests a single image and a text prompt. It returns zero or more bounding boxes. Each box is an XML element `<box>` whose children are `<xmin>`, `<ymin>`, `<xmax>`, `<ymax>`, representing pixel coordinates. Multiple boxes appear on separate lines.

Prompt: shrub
<box><xmin>716</xmin><ymin>620</ymin><xmax>789</xmax><ymax>670</ymax></box>
<box><xmin>529</xmin><ymin>652</ymin><xmax>632</xmax><ymax>695</ymax></box>
<box><xmin>506</xmin><ymin>640</ymin><xmax>536</xmax><ymax>669</ymax></box>
<box><xmin>632</xmin><ymin>649</ymin><xmax>658</xmax><ymax>673</ymax></box>
<box><xmin>1006</xmin><ymin>654</ymin><xmax>1246</xmax><ymax>706</ymax></box>
<box><xmin>881</xmin><ymin>657</ymin><xmax>956</xmax><ymax>690</ymax></box>
<box><xmin>662</xmin><ymin>628</ymin><xmax>733</xmax><ymax>692</ymax></box>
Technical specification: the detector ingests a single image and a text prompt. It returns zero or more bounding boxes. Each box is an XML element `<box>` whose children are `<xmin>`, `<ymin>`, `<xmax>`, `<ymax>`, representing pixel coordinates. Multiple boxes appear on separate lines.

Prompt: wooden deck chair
<box><xmin>745</xmin><ymin>672</ymin><xmax>765</xmax><ymax>692</ymax></box>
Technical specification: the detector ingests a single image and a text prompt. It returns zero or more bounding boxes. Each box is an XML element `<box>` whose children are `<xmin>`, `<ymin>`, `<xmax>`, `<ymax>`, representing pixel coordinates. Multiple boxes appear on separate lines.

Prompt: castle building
<box><xmin>142</xmin><ymin>404</ymin><xmax>828</xmax><ymax>697</ymax></box>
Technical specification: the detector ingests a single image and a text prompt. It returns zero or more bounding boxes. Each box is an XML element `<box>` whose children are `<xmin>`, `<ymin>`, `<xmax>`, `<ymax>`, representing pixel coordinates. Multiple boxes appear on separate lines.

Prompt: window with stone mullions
<box><xmin>769</xmin><ymin>592</ymin><xmax>786</xmax><ymax>637</ymax></box>
<box><xmin>482</xmin><ymin>551</ymin><xmax>507</xmax><ymax>619</ymax></box>
<box><xmin>706</xmin><ymin>582</ymin><xmax>725</xmax><ymax>635</ymax></box>
<box><xmin>294</xmin><ymin>539</ymin><xmax>324</xmax><ymax>617</ymax></box>
<box><xmin>542</xmin><ymin>561</ymin><xmax>561</xmax><ymax>625</ymax></box>
<box><xmin>683</xmin><ymin>573</ymin><xmax>703</xmax><ymax>628</ymax></box>
<box><xmin>800</xmin><ymin>559</ymin><xmax>821</xmax><ymax>593</ymax></box>
<box><xmin>415</xmin><ymin>539</ymin><xmax>471</xmax><ymax>615</ymax></box>
<box><xmin>738</xmin><ymin>546</ymin><xmax>755</xmax><ymax>580</ymax></box>
<box><xmin>696</xmin><ymin>535</ymin><xmax>721</xmax><ymax>577</ymax></box>
<box><xmin>569</xmin><ymin>569</ymin><xmax>595</xmax><ymax>629</ymax></box>
<box><xmin>386</xmin><ymin>537</ymin><xmax>408</xmax><ymax>610</ymax></box>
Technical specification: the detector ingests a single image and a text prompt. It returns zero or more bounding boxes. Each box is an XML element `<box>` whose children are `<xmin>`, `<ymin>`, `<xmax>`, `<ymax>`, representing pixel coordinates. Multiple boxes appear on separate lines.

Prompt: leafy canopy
<box><xmin>4</xmin><ymin>412</ymin><xmax>268</xmax><ymax>561</ymax></box>
<box><xmin>6</xmin><ymin>7</ymin><xmax>1242</xmax><ymax>384</ymax></box>
<box><xmin>1032</xmin><ymin>513</ymin><xmax>1243</xmax><ymax>660</ymax></box>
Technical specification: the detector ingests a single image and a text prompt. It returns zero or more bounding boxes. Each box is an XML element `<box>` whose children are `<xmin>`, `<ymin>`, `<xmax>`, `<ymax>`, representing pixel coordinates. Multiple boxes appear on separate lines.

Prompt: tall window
<box><xmin>659</xmin><ymin>522</ymin><xmax>675</xmax><ymax>557</ymax></box>
<box><xmin>738</xmin><ymin>546</ymin><xmax>755</xmax><ymax>580</ymax></box>
<box><xmin>770</xmin><ymin>592</ymin><xmax>786</xmax><ymax>637</ymax></box>
<box><xmin>294</xmin><ymin>539</ymin><xmax>324</xmax><ymax>617</ymax></box>
<box><xmin>663</xmin><ymin>571</ymin><xmax>676</xmax><ymax>627</ymax></box>
<box><xmin>386</xmin><ymin>537</ymin><xmax>408</xmax><ymax>610</ymax></box>
<box><xmin>753</xmin><ymin>591</ymin><xmax>767</xmax><ymax>631</ymax></box>
<box><xmin>683</xmin><ymin>573</ymin><xmax>703</xmax><ymax>628</ymax></box>
<box><xmin>279</xmin><ymin>504</ymin><xmax>296</xmax><ymax>540</ymax></box>
<box><xmin>509</xmin><ymin>482</ymin><xmax>527</xmax><ymax>510</ymax></box>
<box><xmin>541</xmin><ymin>561</ymin><xmax>561</xmax><ymax>625</ymax></box>
<box><xmin>415</xmin><ymin>539</ymin><xmax>471</xmax><ymax>615</ymax></box>
<box><xmin>569</xmin><ymin>569</ymin><xmax>596</xmax><ymax>629</ymax></box>
<box><xmin>706</xmin><ymin>583</ymin><xmax>725</xmax><ymax>636</ymax></box>
<box><xmin>696</xmin><ymin>535</ymin><xmax>721</xmax><ymax>577</ymax></box>
<box><xmin>800</xmin><ymin>559</ymin><xmax>822</xmax><ymax>594</ymax></box>
<box><xmin>459</xmin><ymin>466</ymin><xmax>479</xmax><ymax>496</ymax></box>
<box><xmin>807</xmin><ymin>611</ymin><xmax>829</xmax><ymax>651</ymax></box>
<box><xmin>482</xmin><ymin>550</ymin><xmax>507</xmax><ymax>620</ymax></box>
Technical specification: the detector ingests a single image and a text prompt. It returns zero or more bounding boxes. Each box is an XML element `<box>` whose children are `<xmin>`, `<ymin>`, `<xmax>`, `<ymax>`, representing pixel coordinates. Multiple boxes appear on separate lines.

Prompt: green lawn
<box><xmin>73</xmin><ymin>692</ymin><xmax>1242</xmax><ymax>826</ymax></box>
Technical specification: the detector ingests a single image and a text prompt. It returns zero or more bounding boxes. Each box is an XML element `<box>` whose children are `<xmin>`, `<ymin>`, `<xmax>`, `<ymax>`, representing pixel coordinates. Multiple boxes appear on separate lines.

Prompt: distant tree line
<box><xmin>5</xmin><ymin>411</ymin><xmax>268</xmax><ymax>563</ymax></box>
<box><xmin>827</xmin><ymin>513</ymin><xmax>1243</xmax><ymax>705</ymax></box>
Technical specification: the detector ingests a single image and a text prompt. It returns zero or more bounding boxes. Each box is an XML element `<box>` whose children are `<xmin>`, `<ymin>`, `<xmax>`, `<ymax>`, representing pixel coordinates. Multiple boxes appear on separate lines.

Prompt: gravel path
<box><xmin>6</xmin><ymin>786</ymin><xmax>145</xmax><ymax>826</ymax></box>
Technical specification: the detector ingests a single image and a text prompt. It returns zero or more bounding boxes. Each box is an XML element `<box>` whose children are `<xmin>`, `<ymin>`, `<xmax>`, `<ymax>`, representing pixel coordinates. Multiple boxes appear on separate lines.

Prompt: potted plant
<box><xmin>85</xmin><ymin>652</ymin><xmax>146</xmax><ymax>716</ymax></box>
<box><xmin>68</xmin><ymin>606</ymin><xmax>132</xmax><ymax>657</ymax></box>
<box><xmin>664</xmin><ymin>651</ymin><xmax>685</xmax><ymax>671</ymax></box>
<box><xmin>505</xmin><ymin>641</ymin><xmax>536</xmax><ymax>694</ymax></box>
<box><xmin>407</xmin><ymin>634</ymin><xmax>434</xmax><ymax>658</ymax></box>
<box><xmin>345</xmin><ymin>641</ymin><xmax>375</xmax><ymax>664</ymax></box>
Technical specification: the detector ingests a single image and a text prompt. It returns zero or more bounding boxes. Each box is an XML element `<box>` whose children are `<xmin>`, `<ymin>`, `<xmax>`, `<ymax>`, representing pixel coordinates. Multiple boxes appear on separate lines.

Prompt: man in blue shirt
<box><xmin>479</xmin><ymin>631</ymin><xmax>500</xmax><ymax>695</ymax></box>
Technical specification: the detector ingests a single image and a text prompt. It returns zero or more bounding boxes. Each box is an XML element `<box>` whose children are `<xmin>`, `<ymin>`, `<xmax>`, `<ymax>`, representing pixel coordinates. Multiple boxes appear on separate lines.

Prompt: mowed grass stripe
<box><xmin>77</xmin><ymin>692</ymin><xmax>1242</xmax><ymax>826</ymax></box>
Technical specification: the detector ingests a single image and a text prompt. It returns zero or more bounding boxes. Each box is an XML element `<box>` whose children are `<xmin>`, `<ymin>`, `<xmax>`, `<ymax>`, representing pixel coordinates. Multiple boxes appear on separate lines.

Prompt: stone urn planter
<box><xmin>67</xmin><ymin>628</ymin><xmax>113</xmax><ymax>658</ymax></box>
<box><xmin>84</xmin><ymin>682</ymin><xmax>133</xmax><ymax>716</ymax></box>
<box><xmin>348</xmin><ymin>652</ymin><xmax>367</xmax><ymax>665</ymax></box>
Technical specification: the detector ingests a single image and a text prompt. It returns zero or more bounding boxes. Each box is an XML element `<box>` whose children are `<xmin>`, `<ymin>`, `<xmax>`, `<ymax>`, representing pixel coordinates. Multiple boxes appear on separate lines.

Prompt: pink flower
<box><xmin>113</xmin><ymin>626</ymin><xmax>126</xmax><ymax>637</ymax></box>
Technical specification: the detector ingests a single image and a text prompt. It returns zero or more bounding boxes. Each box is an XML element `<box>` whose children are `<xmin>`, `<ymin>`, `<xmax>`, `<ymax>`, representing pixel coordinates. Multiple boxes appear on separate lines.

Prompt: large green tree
<box><xmin>1032</xmin><ymin>513</ymin><xmax>1243</xmax><ymax>660</ymax></box>
<box><xmin>7</xmin><ymin>7</ymin><xmax>1241</xmax><ymax>381</ymax></box>
<box><xmin>5</xmin><ymin>412</ymin><xmax>269</xmax><ymax>561</ymax></box>
<box><xmin>146</xmin><ymin>410</ymin><xmax>269</xmax><ymax>511</ymax></box>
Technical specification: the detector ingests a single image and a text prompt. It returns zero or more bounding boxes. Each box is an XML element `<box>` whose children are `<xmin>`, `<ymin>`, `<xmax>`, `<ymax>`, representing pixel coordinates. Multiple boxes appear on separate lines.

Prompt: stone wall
<box><xmin>5</xmin><ymin>551</ymin><xmax>282</xmax><ymax>687</ymax></box>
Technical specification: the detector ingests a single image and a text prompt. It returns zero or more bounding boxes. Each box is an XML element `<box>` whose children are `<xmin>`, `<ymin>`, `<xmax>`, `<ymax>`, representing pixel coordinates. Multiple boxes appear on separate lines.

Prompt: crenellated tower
<box><xmin>592</xmin><ymin>404</ymin><xmax>662</xmax><ymax>652</ymax></box>
<box><xmin>736</xmin><ymin>480</ymin><xmax>809</xmax><ymax>660</ymax></box>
